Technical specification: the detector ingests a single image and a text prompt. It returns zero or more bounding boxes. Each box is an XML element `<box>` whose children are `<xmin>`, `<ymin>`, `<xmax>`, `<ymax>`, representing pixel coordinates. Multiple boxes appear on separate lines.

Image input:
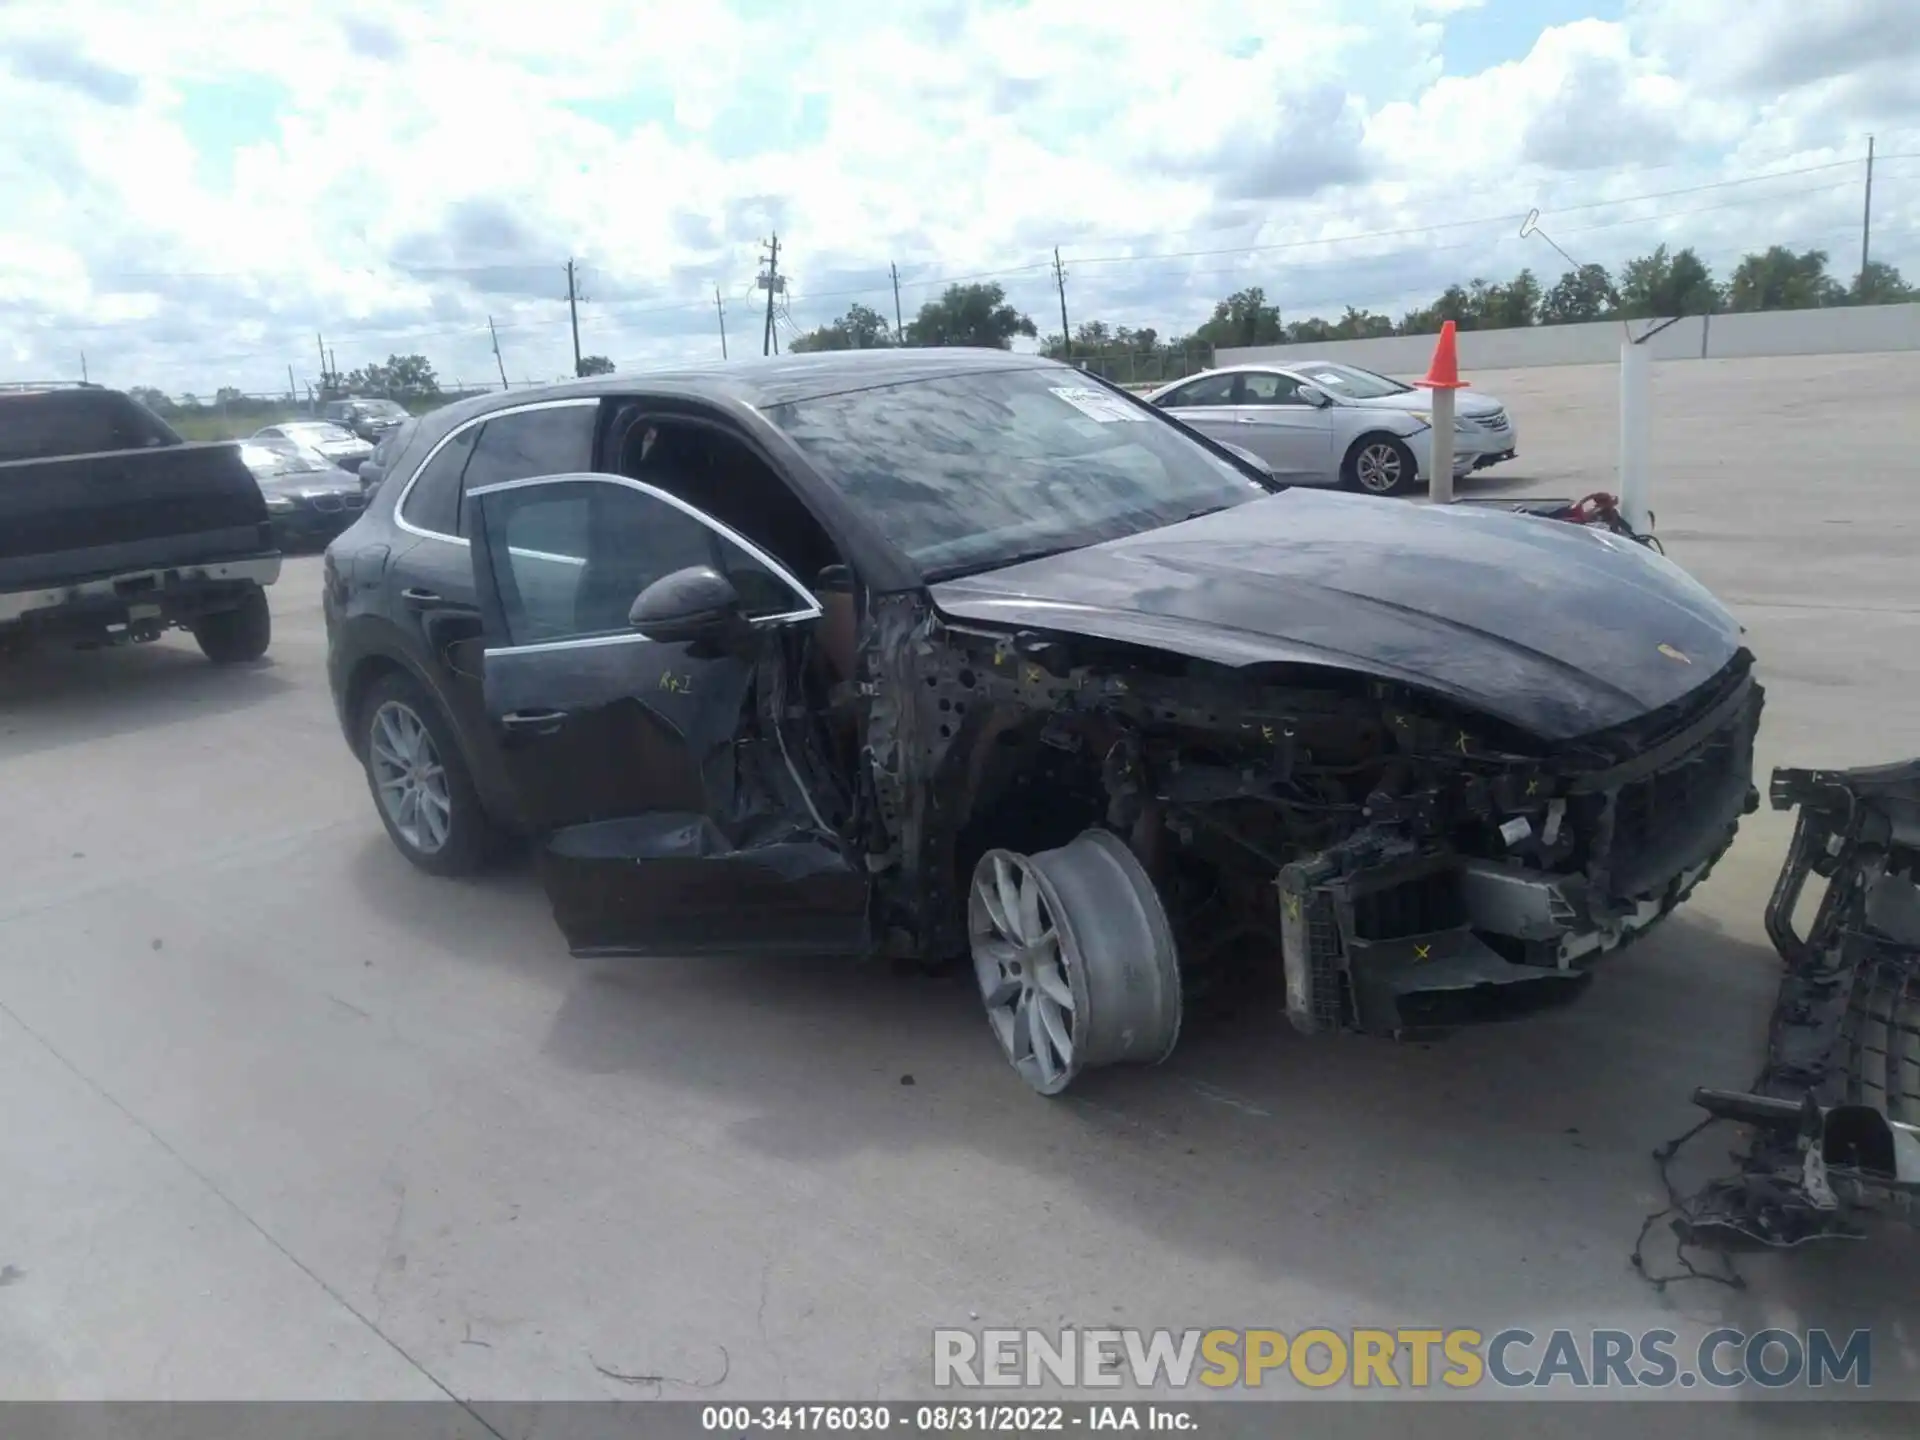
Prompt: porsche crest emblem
<box><xmin>1657</xmin><ymin>643</ymin><xmax>1691</xmax><ymax>664</ymax></box>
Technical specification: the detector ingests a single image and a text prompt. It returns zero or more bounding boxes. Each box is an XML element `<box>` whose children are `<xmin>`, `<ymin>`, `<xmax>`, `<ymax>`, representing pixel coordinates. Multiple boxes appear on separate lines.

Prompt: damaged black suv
<box><xmin>323</xmin><ymin>350</ymin><xmax>1762</xmax><ymax>1095</ymax></box>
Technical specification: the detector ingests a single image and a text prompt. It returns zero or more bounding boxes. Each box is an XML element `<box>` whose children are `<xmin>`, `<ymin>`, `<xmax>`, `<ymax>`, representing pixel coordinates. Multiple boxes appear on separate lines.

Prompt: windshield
<box><xmin>288</xmin><ymin>423</ymin><xmax>358</xmax><ymax>443</ymax></box>
<box><xmin>1296</xmin><ymin>363</ymin><xmax>1413</xmax><ymax>400</ymax></box>
<box><xmin>357</xmin><ymin>400</ymin><xmax>407</xmax><ymax>418</ymax></box>
<box><xmin>766</xmin><ymin>367</ymin><xmax>1273</xmax><ymax>579</ymax></box>
<box><xmin>240</xmin><ymin>443</ymin><xmax>325</xmax><ymax>476</ymax></box>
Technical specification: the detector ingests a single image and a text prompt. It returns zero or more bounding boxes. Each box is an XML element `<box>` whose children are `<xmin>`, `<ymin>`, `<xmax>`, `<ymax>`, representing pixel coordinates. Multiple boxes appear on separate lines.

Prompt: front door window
<box><xmin>473</xmin><ymin>476</ymin><xmax>817</xmax><ymax>650</ymax></box>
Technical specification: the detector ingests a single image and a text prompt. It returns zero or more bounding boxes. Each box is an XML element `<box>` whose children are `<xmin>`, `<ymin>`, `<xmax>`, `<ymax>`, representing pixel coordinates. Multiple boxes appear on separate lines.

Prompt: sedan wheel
<box><xmin>1346</xmin><ymin>436</ymin><xmax>1417</xmax><ymax>497</ymax></box>
<box><xmin>967</xmin><ymin>829</ymin><xmax>1183</xmax><ymax>1096</ymax></box>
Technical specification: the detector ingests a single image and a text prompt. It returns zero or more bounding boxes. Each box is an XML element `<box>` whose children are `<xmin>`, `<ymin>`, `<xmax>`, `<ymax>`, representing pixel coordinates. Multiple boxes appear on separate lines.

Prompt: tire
<box><xmin>1342</xmin><ymin>434</ymin><xmax>1418</xmax><ymax>497</ymax></box>
<box><xmin>358</xmin><ymin>670</ymin><xmax>501</xmax><ymax>876</ymax></box>
<box><xmin>967</xmin><ymin>830</ymin><xmax>1182</xmax><ymax>1097</ymax></box>
<box><xmin>191</xmin><ymin>585</ymin><xmax>272</xmax><ymax>663</ymax></box>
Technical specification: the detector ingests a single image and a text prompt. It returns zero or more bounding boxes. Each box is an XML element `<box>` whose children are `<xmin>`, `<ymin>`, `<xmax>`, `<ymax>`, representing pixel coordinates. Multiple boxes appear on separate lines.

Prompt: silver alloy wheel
<box><xmin>368</xmin><ymin>699</ymin><xmax>452</xmax><ymax>855</ymax></box>
<box><xmin>1355</xmin><ymin>440</ymin><xmax>1405</xmax><ymax>494</ymax></box>
<box><xmin>968</xmin><ymin>829</ymin><xmax>1183</xmax><ymax>1097</ymax></box>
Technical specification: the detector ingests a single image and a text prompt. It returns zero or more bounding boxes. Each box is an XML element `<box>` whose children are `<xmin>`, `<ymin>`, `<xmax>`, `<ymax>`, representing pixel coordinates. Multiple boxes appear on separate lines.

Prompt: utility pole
<box><xmin>758</xmin><ymin>234</ymin><xmax>785</xmax><ymax>357</ymax></box>
<box><xmin>1053</xmin><ymin>248</ymin><xmax>1072</xmax><ymax>364</ymax></box>
<box><xmin>890</xmin><ymin>262</ymin><xmax>904</xmax><ymax>342</ymax></box>
<box><xmin>565</xmin><ymin>258</ymin><xmax>584</xmax><ymax>376</ymax></box>
<box><xmin>316</xmin><ymin>333</ymin><xmax>328</xmax><ymax>393</ymax></box>
<box><xmin>328</xmin><ymin>349</ymin><xmax>338</xmax><ymax>385</ymax></box>
<box><xmin>287</xmin><ymin>364</ymin><xmax>297</xmax><ymax>401</ymax></box>
<box><xmin>1861</xmin><ymin>134</ymin><xmax>1876</xmax><ymax>286</ymax></box>
<box><xmin>80</xmin><ymin>352</ymin><xmax>88</xmax><ymax>384</ymax></box>
<box><xmin>488</xmin><ymin>316</ymin><xmax>509</xmax><ymax>390</ymax></box>
<box><xmin>715</xmin><ymin>286</ymin><xmax>729</xmax><ymax>359</ymax></box>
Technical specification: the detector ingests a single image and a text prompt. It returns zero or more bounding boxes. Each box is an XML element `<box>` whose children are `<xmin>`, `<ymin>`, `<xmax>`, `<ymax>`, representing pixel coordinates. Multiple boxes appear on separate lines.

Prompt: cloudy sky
<box><xmin>1</xmin><ymin>0</ymin><xmax>1915</xmax><ymax>395</ymax></box>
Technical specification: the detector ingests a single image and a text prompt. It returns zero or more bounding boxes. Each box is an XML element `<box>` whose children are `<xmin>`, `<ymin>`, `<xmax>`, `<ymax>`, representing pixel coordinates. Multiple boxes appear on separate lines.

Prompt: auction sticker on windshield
<box><xmin>1050</xmin><ymin>386</ymin><xmax>1146</xmax><ymax>423</ymax></box>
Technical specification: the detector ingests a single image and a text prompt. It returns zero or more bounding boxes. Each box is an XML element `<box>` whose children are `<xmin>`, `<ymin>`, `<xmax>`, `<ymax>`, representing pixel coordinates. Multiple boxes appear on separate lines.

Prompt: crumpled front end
<box><xmin>1275</xmin><ymin>651</ymin><xmax>1763</xmax><ymax>1037</ymax></box>
<box><xmin>857</xmin><ymin>585</ymin><xmax>1764</xmax><ymax>1042</ymax></box>
<box><xmin>1672</xmin><ymin>761</ymin><xmax>1920</xmax><ymax>1252</ymax></box>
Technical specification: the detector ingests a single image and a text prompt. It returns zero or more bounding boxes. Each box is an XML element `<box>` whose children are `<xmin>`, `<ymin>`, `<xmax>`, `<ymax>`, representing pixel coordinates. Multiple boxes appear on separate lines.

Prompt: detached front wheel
<box><xmin>1343</xmin><ymin>435</ymin><xmax>1417</xmax><ymax>497</ymax></box>
<box><xmin>192</xmin><ymin>585</ymin><xmax>272</xmax><ymax>663</ymax></box>
<box><xmin>968</xmin><ymin>829</ymin><xmax>1183</xmax><ymax>1096</ymax></box>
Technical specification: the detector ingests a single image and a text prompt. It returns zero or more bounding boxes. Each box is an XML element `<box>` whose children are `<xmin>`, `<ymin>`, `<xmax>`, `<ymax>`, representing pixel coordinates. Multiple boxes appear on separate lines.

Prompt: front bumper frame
<box><xmin>1278</xmin><ymin>664</ymin><xmax>1762</xmax><ymax>1037</ymax></box>
<box><xmin>1670</xmin><ymin>760</ymin><xmax>1920</xmax><ymax>1251</ymax></box>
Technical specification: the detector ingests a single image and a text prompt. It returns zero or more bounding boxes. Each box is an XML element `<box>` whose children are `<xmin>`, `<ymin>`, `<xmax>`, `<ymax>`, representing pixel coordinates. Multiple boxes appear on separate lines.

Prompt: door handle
<box><xmin>500</xmin><ymin>709</ymin><xmax>568</xmax><ymax>736</ymax></box>
<box><xmin>401</xmin><ymin>587</ymin><xmax>443</xmax><ymax>609</ymax></box>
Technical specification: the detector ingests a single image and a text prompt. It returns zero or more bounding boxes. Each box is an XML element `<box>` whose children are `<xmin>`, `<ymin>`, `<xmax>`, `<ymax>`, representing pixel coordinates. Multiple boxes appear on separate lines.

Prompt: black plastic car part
<box><xmin>1661</xmin><ymin>760</ymin><xmax>1920</xmax><ymax>1259</ymax></box>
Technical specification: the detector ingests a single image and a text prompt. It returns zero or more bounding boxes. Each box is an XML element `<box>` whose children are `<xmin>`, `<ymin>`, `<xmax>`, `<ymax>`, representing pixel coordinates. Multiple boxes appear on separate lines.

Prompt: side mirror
<box><xmin>1297</xmin><ymin>385</ymin><xmax>1332</xmax><ymax>408</ymax></box>
<box><xmin>629</xmin><ymin>565</ymin><xmax>749</xmax><ymax>646</ymax></box>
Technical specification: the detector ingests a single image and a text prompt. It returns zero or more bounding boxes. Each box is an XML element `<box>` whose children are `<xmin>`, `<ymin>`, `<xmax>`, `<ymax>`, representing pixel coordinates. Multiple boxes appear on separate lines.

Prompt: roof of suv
<box><xmin>425</xmin><ymin>347</ymin><xmax>1066</xmax><ymax>430</ymax></box>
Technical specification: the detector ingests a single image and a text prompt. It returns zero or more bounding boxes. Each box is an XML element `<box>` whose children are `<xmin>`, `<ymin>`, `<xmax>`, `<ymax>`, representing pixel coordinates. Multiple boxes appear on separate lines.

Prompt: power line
<box><xmin>565</xmin><ymin>257</ymin><xmax>584</xmax><ymax>376</ymax></box>
<box><xmin>18</xmin><ymin>154</ymin><xmax>1917</xmax><ymax>375</ymax></box>
<box><xmin>757</xmin><ymin>234</ymin><xmax>785</xmax><ymax>356</ymax></box>
<box><xmin>1052</xmin><ymin>248</ymin><xmax>1071</xmax><ymax>360</ymax></box>
<box><xmin>1043</xmin><ymin>130</ymin><xmax>1920</xmax><ymax>255</ymax></box>
<box><xmin>19</xmin><ymin>153</ymin><xmax>1915</xmax><ymax>339</ymax></box>
<box><xmin>488</xmin><ymin>315</ymin><xmax>509</xmax><ymax>390</ymax></box>
<box><xmin>1863</xmin><ymin>135</ymin><xmax>1877</xmax><ymax>278</ymax></box>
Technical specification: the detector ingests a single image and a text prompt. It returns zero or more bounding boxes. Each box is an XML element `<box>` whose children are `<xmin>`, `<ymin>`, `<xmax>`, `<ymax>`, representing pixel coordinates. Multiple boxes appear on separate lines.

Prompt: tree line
<box><xmin>129</xmin><ymin>351</ymin><xmax>622</xmax><ymax>417</ymax></box>
<box><xmin>789</xmin><ymin>242</ymin><xmax>1916</xmax><ymax>367</ymax></box>
<box><xmin>131</xmin><ymin>238</ymin><xmax>1915</xmax><ymax>406</ymax></box>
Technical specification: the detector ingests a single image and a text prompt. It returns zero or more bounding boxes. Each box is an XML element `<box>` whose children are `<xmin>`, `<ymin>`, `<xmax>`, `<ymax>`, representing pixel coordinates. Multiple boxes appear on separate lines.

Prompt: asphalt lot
<box><xmin>2</xmin><ymin>352</ymin><xmax>1918</xmax><ymax>1418</ymax></box>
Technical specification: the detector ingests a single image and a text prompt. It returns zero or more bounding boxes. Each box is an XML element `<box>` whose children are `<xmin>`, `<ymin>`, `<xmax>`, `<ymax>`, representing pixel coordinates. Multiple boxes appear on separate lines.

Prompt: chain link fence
<box><xmin>1064</xmin><ymin>344</ymin><xmax>1216</xmax><ymax>390</ymax></box>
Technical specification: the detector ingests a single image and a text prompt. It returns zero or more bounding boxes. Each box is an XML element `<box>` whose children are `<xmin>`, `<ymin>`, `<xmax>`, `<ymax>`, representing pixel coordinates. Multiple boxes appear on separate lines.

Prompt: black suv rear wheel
<box><xmin>358</xmin><ymin>670</ymin><xmax>502</xmax><ymax>876</ymax></box>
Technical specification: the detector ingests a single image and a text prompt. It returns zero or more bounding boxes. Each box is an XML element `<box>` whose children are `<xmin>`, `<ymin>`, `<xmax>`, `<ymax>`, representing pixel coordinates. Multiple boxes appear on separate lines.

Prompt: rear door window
<box><xmin>456</xmin><ymin>402</ymin><xmax>598</xmax><ymax>536</ymax></box>
<box><xmin>398</xmin><ymin>425</ymin><xmax>479</xmax><ymax>537</ymax></box>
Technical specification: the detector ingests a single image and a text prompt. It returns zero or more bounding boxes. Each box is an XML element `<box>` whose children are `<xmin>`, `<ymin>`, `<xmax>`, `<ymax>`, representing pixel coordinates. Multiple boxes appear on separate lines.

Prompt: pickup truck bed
<box><xmin>0</xmin><ymin>386</ymin><xmax>281</xmax><ymax>661</ymax></box>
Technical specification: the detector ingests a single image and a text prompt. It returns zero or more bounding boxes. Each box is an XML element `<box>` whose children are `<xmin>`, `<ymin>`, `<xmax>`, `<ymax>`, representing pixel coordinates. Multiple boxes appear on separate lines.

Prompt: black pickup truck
<box><xmin>0</xmin><ymin>384</ymin><xmax>281</xmax><ymax>662</ymax></box>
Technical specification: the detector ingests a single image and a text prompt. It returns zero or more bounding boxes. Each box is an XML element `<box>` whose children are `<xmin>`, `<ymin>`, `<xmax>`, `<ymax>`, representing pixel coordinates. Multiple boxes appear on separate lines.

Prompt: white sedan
<box><xmin>1144</xmin><ymin>361</ymin><xmax>1517</xmax><ymax>497</ymax></box>
<box><xmin>251</xmin><ymin>420</ymin><xmax>376</xmax><ymax>475</ymax></box>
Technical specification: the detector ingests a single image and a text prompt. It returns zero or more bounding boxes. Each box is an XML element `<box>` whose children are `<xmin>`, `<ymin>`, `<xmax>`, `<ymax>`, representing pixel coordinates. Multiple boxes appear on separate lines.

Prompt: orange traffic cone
<box><xmin>1414</xmin><ymin>320</ymin><xmax>1468</xmax><ymax>390</ymax></box>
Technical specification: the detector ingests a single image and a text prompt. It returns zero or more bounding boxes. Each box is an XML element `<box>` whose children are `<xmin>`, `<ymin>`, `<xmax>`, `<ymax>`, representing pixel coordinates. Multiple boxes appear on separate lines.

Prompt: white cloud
<box><xmin>0</xmin><ymin>0</ymin><xmax>1914</xmax><ymax>393</ymax></box>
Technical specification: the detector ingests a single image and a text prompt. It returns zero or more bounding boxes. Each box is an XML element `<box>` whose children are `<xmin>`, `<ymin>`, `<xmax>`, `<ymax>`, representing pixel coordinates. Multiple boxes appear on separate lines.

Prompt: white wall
<box><xmin>1215</xmin><ymin>302</ymin><xmax>1920</xmax><ymax>373</ymax></box>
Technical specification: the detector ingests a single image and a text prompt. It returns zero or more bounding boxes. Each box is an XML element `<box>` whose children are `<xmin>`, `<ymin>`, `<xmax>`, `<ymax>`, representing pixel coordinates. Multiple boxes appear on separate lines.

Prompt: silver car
<box><xmin>1144</xmin><ymin>361</ymin><xmax>1518</xmax><ymax>497</ymax></box>
<box><xmin>252</xmin><ymin>420</ymin><xmax>376</xmax><ymax>475</ymax></box>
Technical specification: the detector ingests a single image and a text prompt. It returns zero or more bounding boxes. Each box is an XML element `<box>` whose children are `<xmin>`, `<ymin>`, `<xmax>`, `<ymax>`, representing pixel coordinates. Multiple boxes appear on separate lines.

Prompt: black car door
<box><xmin>466</xmin><ymin>469</ymin><xmax>869</xmax><ymax>957</ymax></box>
<box><xmin>387</xmin><ymin>401</ymin><xmax>602</xmax><ymax>780</ymax></box>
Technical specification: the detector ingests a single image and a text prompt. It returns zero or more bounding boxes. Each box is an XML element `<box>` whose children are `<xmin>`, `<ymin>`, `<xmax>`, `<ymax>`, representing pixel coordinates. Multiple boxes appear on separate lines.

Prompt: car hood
<box><xmin>1333</xmin><ymin>386</ymin><xmax>1503</xmax><ymax>417</ymax></box>
<box><xmin>928</xmin><ymin>490</ymin><xmax>1742</xmax><ymax>742</ymax></box>
<box><xmin>255</xmin><ymin>467</ymin><xmax>359</xmax><ymax>495</ymax></box>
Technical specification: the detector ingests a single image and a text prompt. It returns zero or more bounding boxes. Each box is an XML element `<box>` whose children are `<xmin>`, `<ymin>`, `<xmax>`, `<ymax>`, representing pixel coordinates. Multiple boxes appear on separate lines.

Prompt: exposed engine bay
<box><xmin>859</xmin><ymin>606</ymin><xmax>1759</xmax><ymax>1021</ymax></box>
<box><xmin>774</xmin><ymin>496</ymin><xmax>1767</xmax><ymax>1095</ymax></box>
